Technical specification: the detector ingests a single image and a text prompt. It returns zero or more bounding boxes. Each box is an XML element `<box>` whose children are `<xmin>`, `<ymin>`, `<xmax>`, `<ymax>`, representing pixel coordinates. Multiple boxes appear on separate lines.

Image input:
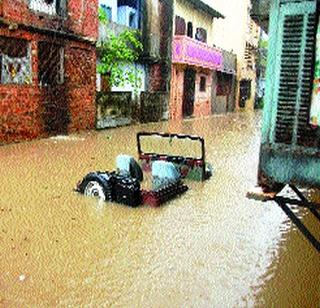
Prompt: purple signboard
<box><xmin>172</xmin><ymin>36</ymin><xmax>223</xmax><ymax>70</ymax></box>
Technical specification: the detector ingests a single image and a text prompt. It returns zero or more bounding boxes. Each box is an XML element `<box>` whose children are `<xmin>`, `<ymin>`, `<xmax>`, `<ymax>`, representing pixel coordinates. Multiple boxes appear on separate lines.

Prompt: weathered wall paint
<box><xmin>173</xmin><ymin>0</ymin><xmax>214</xmax><ymax>46</ymax></box>
<box><xmin>169</xmin><ymin>65</ymin><xmax>212</xmax><ymax>120</ymax></box>
<box><xmin>259</xmin><ymin>146</ymin><xmax>320</xmax><ymax>188</ymax></box>
<box><xmin>146</xmin><ymin>0</ymin><xmax>173</xmax><ymax>93</ymax></box>
<box><xmin>211</xmin><ymin>0</ymin><xmax>260</xmax><ymax>110</ymax></box>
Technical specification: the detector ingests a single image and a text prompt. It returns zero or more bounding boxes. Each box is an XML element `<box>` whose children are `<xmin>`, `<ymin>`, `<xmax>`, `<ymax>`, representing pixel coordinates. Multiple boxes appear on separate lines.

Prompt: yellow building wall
<box><xmin>173</xmin><ymin>0</ymin><xmax>214</xmax><ymax>46</ymax></box>
<box><xmin>172</xmin><ymin>0</ymin><xmax>261</xmax><ymax>110</ymax></box>
<box><xmin>210</xmin><ymin>0</ymin><xmax>260</xmax><ymax>110</ymax></box>
<box><xmin>211</xmin><ymin>0</ymin><xmax>249</xmax><ymax>60</ymax></box>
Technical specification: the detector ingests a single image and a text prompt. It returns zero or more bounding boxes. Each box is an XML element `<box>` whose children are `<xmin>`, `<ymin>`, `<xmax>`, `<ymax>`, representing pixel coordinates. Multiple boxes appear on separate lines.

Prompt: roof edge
<box><xmin>188</xmin><ymin>0</ymin><xmax>224</xmax><ymax>19</ymax></box>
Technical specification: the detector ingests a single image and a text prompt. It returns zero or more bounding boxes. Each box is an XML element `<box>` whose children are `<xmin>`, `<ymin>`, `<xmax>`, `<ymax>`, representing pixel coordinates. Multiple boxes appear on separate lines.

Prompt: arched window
<box><xmin>187</xmin><ymin>22</ymin><xmax>193</xmax><ymax>38</ymax></box>
<box><xmin>175</xmin><ymin>16</ymin><xmax>186</xmax><ymax>35</ymax></box>
<box><xmin>129</xmin><ymin>11</ymin><xmax>136</xmax><ymax>28</ymax></box>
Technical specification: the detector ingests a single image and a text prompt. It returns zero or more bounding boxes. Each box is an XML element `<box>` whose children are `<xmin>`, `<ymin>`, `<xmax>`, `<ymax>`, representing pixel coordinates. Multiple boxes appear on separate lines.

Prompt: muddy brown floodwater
<box><xmin>0</xmin><ymin>111</ymin><xmax>319</xmax><ymax>307</ymax></box>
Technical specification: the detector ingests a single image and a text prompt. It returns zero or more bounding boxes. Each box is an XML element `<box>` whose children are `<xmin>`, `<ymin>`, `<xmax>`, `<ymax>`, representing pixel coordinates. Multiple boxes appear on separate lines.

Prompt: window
<box><xmin>29</xmin><ymin>0</ymin><xmax>66</xmax><ymax>16</ymax></box>
<box><xmin>195</xmin><ymin>27</ymin><xmax>207</xmax><ymax>43</ymax></box>
<box><xmin>200</xmin><ymin>76</ymin><xmax>206</xmax><ymax>92</ymax></box>
<box><xmin>129</xmin><ymin>11</ymin><xmax>136</xmax><ymax>28</ymax></box>
<box><xmin>30</xmin><ymin>0</ymin><xmax>54</xmax><ymax>15</ymax></box>
<box><xmin>187</xmin><ymin>22</ymin><xmax>193</xmax><ymax>38</ymax></box>
<box><xmin>101</xmin><ymin>4</ymin><xmax>112</xmax><ymax>20</ymax></box>
<box><xmin>0</xmin><ymin>37</ymin><xmax>32</xmax><ymax>85</ymax></box>
<box><xmin>117</xmin><ymin>6</ymin><xmax>138</xmax><ymax>28</ymax></box>
<box><xmin>175</xmin><ymin>16</ymin><xmax>186</xmax><ymax>35</ymax></box>
<box><xmin>38</xmin><ymin>42</ymin><xmax>64</xmax><ymax>86</ymax></box>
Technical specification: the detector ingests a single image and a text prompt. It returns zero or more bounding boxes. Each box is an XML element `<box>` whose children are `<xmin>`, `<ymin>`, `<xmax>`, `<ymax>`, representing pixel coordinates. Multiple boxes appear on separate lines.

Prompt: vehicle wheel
<box><xmin>84</xmin><ymin>180</ymin><xmax>107</xmax><ymax>201</ymax></box>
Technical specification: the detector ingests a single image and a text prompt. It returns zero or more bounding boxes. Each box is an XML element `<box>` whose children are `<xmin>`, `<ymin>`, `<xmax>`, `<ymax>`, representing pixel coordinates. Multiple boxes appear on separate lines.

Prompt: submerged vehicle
<box><xmin>137</xmin><ymin>132</ymin><xmax>212</xmax><ymax>181</ymax></box>
<box><xmin>75</xmin><ymin>132</ymin><xmax>212</xmax><ymax>207</ymax></box>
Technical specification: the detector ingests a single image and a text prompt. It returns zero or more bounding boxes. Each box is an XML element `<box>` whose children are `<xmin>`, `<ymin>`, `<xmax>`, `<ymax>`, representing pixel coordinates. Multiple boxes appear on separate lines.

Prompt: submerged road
<box><xmin>0</xmin><ymin>111</ymin><xmax>319</xmax><ymax>307</ymax></box>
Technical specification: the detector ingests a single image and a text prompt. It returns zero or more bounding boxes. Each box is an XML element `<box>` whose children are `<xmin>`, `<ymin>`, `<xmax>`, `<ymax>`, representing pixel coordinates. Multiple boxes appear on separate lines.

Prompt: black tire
<box><xmin>79</xmin><ymin>173</ymin><xmax>113</xmax><ymax>201</ymax></box>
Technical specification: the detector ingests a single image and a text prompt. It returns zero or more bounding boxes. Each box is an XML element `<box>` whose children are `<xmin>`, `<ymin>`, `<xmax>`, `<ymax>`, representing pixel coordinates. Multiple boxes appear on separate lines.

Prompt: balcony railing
<box><xmin>172</xmin><ymin>35</ymin><xmax>223</xmax><ymax>71</ymax></box>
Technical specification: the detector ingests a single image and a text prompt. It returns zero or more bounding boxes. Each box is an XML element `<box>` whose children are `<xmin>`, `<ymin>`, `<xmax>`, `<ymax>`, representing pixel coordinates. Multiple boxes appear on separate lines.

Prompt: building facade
<box><xmin>169</xmin><ymin>0</ymin><xmax>224</xmax><ymax>120</ymax></box>
<box><xmin>96</xmin><ymin>0</ymin><xmax>173</xmax><ymax>127</ymax></box>
<box><xmin>97</xmin><ymin>0</ymin><xmax>146</xmax><ymax>95</ymax></box>
<box><xmin>240</xmin><ymin>14</ymin><xmax>260</xmax><ymax>109</ymax></box>
<box><xmin>252</xmin><ymin>0</ymin><xmax>320</xmax><ymax>190</ymax></box>
<box><xmin>0</xmin><ymin>0</ymin><xmax>98</xmax><ymax>144</ymax></box>
<box><xmin>213</xmin><ymin>48</ymin><xmax>237</xmax><ymax>114</ymax></box>
<box><xmin>211</xmin><ymin>0</ymin><xmax>261</xmax><ymax>110</ymax></box>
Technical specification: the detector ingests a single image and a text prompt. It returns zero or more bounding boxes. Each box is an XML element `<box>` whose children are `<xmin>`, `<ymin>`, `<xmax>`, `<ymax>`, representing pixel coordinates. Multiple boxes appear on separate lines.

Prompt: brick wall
<box><xmin>0</xmin><ymin>86</ymin><xmax>42</xmax><ymax>143</ymax></box>
<box><xmin>66</xmin><ymin>44</ymin><xmax>96</xmax><ymax>132</ymax></box>
<box><xmin>0</xmin><ymin>0</ymin><xmax>98</xmax><ymax>41</ymax></box>
<box><xmin>67</xmin><ymin>0</ymin><xmax>98</xmax><ymax>40</ymax></box>
<box><xmin>149</xmin><ymin>64</ymin><xmax>163</xmax><ymax>92</ymax></box>
<box><xmin>0</xmin><ymin>27</ymin><xmax>96</xmax><ymax>144</ymax></box>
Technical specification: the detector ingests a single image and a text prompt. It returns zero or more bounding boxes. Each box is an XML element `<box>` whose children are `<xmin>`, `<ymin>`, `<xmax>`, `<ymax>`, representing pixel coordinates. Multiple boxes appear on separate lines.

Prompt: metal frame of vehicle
<box><xmin>75</xmin><ymin>131</ymin><xmax>211</xmax><ymax>207</ymax></box>
<box><xmin>137</xmin><ymin>131</ymin><xmax>212</xmax><ymax>181</ymax></box>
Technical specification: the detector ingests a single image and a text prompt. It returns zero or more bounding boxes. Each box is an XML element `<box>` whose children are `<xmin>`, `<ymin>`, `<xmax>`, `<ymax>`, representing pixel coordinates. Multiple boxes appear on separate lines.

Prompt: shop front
<box><xmin>170</xmin><ymin>35</ymin><xmax>223</xmax><ymax>120</ymax></box>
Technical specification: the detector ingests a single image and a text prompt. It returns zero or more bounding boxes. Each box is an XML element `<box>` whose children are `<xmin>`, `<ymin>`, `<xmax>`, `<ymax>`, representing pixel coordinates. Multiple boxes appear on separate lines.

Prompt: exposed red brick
<box><xmin>1</xmin><ymin>0</ymin><xmax>98</xmax><ymax>41</ymax></box>
<box><xmin>0</xmin><ymin>27</ymin><xmax>96</xmax><ymax>144</ymax></box>
<box><xmin>149</xmin><ymin>64</ymin><xmax>163</xmax><ymax>92</ymax></box>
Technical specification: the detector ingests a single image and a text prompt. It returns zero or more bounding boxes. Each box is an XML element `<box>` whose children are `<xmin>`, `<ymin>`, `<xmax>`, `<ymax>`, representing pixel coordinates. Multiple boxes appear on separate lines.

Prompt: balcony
<box><xmin>172</xmin><ymin>35</ymin><xmax>223</xmax><ymax>71</ymax></box>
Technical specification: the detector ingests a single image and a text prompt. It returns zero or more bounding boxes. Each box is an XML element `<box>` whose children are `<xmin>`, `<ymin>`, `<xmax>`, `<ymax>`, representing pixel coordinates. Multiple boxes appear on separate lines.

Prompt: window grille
<box><xmin>38</xmin><ymin>42</ymin><xmax>64</xmax><ymax>87</ymax></box>
<box><xmin>0</xmin><ymin>37</ymin><xmax>32</xmax><ymax>85</ymax></box>
<box><xmin>187</xmin><ymin>22</ymin><xmax>193</xmax><ymax>38</ymax></box>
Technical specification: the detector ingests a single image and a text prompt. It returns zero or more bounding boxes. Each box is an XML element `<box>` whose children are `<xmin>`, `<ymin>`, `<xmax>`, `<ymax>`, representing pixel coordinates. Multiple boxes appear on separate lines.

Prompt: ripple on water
<box><xmin>0</xmin><ymin>111</ymin><xmax>319</xmax><ymax>307</ymax></box>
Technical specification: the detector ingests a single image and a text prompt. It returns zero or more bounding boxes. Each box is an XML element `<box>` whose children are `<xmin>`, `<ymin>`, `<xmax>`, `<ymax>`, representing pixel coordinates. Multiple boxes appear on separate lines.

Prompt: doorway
<box><xmin>183</xmin><ymin>68</ymin><xmax>196</xmax><ymax>118</ymax></box>
<box><xmin>239</xmin><ymin>79</ymin><xmax>251</xmax><ymax>108</ymax></box>
<box><xmin>38</xmin><ymin>41</ymin><xmax>69</xmax><ymax>135</ymax></box>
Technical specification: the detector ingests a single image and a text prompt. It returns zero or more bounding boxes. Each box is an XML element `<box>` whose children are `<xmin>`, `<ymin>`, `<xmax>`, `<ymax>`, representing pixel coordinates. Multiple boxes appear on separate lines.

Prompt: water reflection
<box><xmin>0</xmin><ymin>111</ymin><xmax>319</xmax><ymax>307</ymax></box>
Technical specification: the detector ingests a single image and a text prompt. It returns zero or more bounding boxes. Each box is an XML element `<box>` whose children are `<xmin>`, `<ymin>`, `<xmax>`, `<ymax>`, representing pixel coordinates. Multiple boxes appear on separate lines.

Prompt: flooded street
<box><xmin>0</xmin><ymin>111</ymin><xmax>319</xmax><ymax>307</ymax></box>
